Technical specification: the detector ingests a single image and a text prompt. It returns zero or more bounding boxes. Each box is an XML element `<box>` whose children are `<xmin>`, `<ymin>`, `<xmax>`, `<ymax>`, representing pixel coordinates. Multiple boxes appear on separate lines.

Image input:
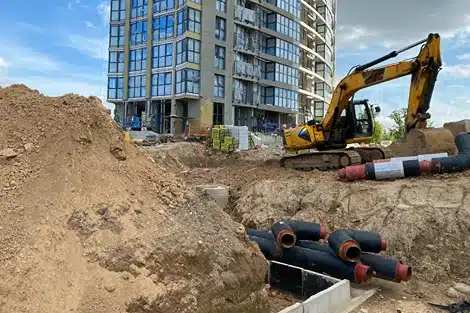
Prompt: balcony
<box><xmin>234</xmin><ymin>32</ymin><xmax>258</xmax><ymax>52</ymax></box>
<box><xmin>233</xmin><ymin>86</ymin><xmax>261</xmax><ymax>105</ymax></box>
<box><xmin>234</xmin><ymin>60</ymin><xmax>262</xmax><ymax>80</ymax></box>
<box><xmin>235</xmin><ymin>5</ymin><xmax>258</xmax><ymax>26</ymax></box>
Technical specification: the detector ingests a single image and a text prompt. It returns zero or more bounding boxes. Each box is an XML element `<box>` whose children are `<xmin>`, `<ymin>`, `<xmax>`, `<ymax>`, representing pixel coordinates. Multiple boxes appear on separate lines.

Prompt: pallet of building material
<box><xmin>212</xmin><ymin>139</ymin><xmax>221</xmax><ymax>150</ymax></box>
<box><xmin>224</xmin><ymin>136</ymin><xmax>239</xmax><ymax>147</ymax></box>
<box><xmin>221</xmin><ymin>143</ymin><xmax>234</xmax><ymax>153</ymax></box>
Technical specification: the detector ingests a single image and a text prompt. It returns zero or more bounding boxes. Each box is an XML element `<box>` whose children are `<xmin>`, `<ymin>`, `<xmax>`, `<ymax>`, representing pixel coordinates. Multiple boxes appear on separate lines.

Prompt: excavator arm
<box><xmin>280</xmin><ymin>33</ymin><xmax>451</xmax><ymax>171</ymax></box>
<box><xmin>322</xmin><ymin>33</ymin><xmax>441</xmax><ymax>134</ymax></box>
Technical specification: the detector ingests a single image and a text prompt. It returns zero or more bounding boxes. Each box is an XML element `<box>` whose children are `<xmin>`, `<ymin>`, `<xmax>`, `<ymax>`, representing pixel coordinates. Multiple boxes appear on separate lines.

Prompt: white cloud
<box><xmin>16</xmin><ymin>22</ymin><xmax>44</xmax><ymax>34</ymax></box>
<box><xmin>0</xmin><ymin>43</ymin><xmax>61</xmax><ymax>73</ymax></box>
<box><xmin>85</xmin><ymin>21</ymin><xmax>96</xmax><ymax>28</ymax></box>
<box><xmin>97</xmin><ymin>1</ymin><xmax>111</xmax><ymax>26</ymax></box>
<box><xmin>457</xmin><ymin>53</ymin><xmax>470</xmax><ymax>60</ymax></box>
<box><xmin>441</xmin><ymin>64</ymin><xmax>470</xmax><ymax>78</ymax></box>
<box><xmin>66</xmin><ymin>35</ymin><xmax>108</xmax><ymax>61</ymax></box>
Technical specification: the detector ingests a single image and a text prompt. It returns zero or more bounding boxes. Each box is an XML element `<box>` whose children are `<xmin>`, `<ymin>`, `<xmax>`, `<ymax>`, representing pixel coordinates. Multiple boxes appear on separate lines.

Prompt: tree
<box><xmin>371</xmin><ymin>119</ymin><xmax>385</xmax><ymax>143</ymax></box>
<box><xmin>387</xmin><ymin>108</ymin><xmax>436</xmax><ymax>141</ymax></box>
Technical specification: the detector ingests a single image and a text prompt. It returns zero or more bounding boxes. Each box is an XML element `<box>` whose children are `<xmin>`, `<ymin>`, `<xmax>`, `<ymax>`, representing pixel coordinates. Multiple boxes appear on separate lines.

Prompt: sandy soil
<box><xmin>0</xmin><ymin>85</ymin><xmax>269</xmax><ymax>313</ymax></box>
<box><xmin>149</xmin><ymin>141</ymin><xmax>470</xmax><ymax>312</ymax></box>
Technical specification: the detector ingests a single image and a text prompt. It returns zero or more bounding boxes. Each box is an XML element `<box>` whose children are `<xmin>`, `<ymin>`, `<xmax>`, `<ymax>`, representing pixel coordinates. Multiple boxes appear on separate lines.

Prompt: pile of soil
<box><xmin>388</xmin><ymin>128</ymin><xmax>457</xmax><ymax>157</ymax></box>
<box><xmin>145</xmin><ymin>142</ymin><xmax>282</xmax><ymax>173</ymax></box>
<box><xmin>0</xmin><ymin>85</ymin><xmax>268</xmax><ymax>313</ymax></box>
<box><xmin>233</xmin><ymin>172</ymin><xmax>470</xmax><ymax>299</ymax></box>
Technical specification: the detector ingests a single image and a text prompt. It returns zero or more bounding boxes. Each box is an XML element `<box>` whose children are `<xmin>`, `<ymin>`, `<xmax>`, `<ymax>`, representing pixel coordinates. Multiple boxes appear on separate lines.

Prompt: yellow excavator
<box><xmin>281</xmin><ymin>33</ymin><xmax>456</xmax><ymax>170</ymax></box>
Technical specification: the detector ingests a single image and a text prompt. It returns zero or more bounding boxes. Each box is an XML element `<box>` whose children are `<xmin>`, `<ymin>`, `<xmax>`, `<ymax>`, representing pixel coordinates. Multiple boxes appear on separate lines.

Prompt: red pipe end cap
<box><xmin>381</xmin><ymin>239</ymin><xmax>387</xmax><ymax>251</ymax></box>
<box><xmin>319</xmin><ymin>224</ymin><xmax>327</xmax><ymax>240</ymax></box>
<box><xmin>339</xmin><ymin>168</ymin><xmax>347</xmax><ymax>179</ymax></box>
<box><xmin>354</xmin><ymin>264</ymin><xmax>372</xmax><ymax>282</ymax></box>
<box><xmin>396</xmin><ymin>263</ymin><xmax>412</xmax><ymax>282</ymax></box>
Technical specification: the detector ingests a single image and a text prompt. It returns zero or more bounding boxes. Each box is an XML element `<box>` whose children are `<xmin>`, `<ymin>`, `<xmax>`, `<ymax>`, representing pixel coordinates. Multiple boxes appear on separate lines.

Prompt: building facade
<box><xmin>107</xmin><ymin>0</ymin><xmax>336</xmax><ymax>135</ymax></box>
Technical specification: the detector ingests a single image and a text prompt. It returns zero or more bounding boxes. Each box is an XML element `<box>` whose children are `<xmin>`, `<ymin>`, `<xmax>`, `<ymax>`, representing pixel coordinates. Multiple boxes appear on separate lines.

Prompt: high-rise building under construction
<box><xmin>107</xmin><ymin>0</ymin><xmax>336</xmax><ymax>134</ymax></box>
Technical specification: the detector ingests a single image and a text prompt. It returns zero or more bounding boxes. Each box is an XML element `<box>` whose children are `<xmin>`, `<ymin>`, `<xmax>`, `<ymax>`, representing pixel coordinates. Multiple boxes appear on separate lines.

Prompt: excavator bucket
<box><xmin>388</xmin><ymin>128</ymin><xmax>457</xmax><ymax>157</ymax></box>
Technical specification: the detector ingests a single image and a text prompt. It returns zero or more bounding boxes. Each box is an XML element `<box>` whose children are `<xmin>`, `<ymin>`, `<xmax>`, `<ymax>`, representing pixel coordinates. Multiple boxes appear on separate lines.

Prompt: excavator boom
<box><xmin>281</xmin><ymin>33</ymin><xmax>453</xmax><ymax>170</ymax></box>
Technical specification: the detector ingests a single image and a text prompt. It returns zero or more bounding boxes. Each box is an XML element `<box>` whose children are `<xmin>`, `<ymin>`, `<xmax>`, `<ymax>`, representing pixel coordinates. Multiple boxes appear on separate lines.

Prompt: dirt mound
<box><xmin>145</xmin><ymin>142</ymin><xmax>282</xmax><ymax>172</ymax></box>
<box><xmin>0</xmin><ymin>85</ymin><xmax>267</xmax><ymax>313</ymax></box>
<box><xmin>388</xmin><ymin>128</ymin><xmax>457</xmax><ymax>157</ymax></box>
<box><xmin>233</xmin><ymin>172</ymin><xmax>470</xmax><ymax>298</ymax></box>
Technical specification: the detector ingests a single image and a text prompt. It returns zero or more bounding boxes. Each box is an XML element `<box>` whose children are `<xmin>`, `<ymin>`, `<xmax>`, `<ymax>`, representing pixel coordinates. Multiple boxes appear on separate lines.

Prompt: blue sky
<box><xmin>1</xmin><ymin>0</ymin><xmax>470</xmax><ymax>129</ymax></box>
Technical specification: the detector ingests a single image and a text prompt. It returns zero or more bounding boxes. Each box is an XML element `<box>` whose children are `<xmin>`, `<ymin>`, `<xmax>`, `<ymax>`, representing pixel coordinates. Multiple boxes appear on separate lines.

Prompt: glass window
<box><xmin>129</xmin><ymin>48</ymin><xmax>147</xmax><ymax>71</ymax></box>
<box><xmin>109</xmin><ymin>51</ymin><xmax>125</xmax><ymax>73</ymax></box>
<box><xmin>128</xmin><ymin>75</ymin><xmax>146</xmax><ymax>98</ymax></box>
<box><xmin>108</xmin><ymin>77</ymin><xmax>124</xmax><ymax>99</ymax></box>
<box><xmin>111</xmin><ymin>0</ymin><xmax>126</xmax><ymax>21</ymax></box>
<box><xmin>130</xmin><ymin>20</ymin><xmax>148</xmax><ymax>45</ymax></box>
<box><xmin>152</xmin><ymin>43</ymin><xmax>173</xmax><ymax>68</ymax></box>
<box><xmin>110</xmin><ymin>25</ymin><xmax>125</xmax><ymax>47</ymax></box>
<box><xmin>213</xmin><ymin>74</ymin><xmax>225</xmax><ymax>97</ymax></box>
<box><xmin>263</xmin><ymin>87</ymin><xmax>298</xmax><ymax>109</ymax></box>
<box><xmin>131</xmin><ymin>0</ymin><xmax>148</xmax><ymax>19</ymax></box>
<box><xmin>178</xmin><ymin>0</ymin><xmax>186</xmax><ymax>5</ymax></box>
<box><xmin>153</xmin><ymin>14</ymin><xmax>174</xmax><ymax>41</ymax></box>
<box><xmin>215</xmin><ymin>17</ymin><xmax>226</xmax><ymax>41</ymax></box>
<box><xmin>153</xmin><ymin>0</ymin><xmax>174</xmax><ymax>13</ymax></box>
<box><xmin>177</xmin><ymin>8</ymin><xmax>201</xmax><ymax>35</ymax></box>
<box><xmin>213</xmin><ymin>102</ymin><xmax>224</xmax><ymax>125</ymax></box>
<box><xmin>176</xmin><ymin>38</ymin><xmax>200</xmax><ymax>64</ymax></box>
<box><xmin>298</xmin><ymin>128</ymin><xmax>311</xmax><ymax>142</ymax></box>
<box><xmin>214</xmin><ymin>46</ymin><xmax>225</xmax><ymax>69</ymax></box>
<box><xmin>314</xmin><ymin>101</ymin><xmax>324</xmax><ymax>118</ymax></box>
<box><xmin>175</xmin><ymin>69</ymin><xmax>200</xmax><ymax>94</ymax></box>
<box><xmin>276</xmin><ymin>0</ymin><xmax>299</xmax><ymax>18</ymax></box>
<box><xmin>151</xmin><ymin>72</ymin><xmax>172</xmax><ymax>96</ymax></box>
<box><xmin>216</xmin><ymin>0</ymin><xmax>226</xmax><ymax>13</ymax></box>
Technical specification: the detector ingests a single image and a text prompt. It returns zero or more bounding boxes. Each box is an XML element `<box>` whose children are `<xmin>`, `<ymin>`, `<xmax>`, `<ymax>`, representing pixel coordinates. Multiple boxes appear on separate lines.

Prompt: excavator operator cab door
<box><xmin>350</xmin><ymin>100</ymin><xmax>374</xmax><ymax>138</ymax></box>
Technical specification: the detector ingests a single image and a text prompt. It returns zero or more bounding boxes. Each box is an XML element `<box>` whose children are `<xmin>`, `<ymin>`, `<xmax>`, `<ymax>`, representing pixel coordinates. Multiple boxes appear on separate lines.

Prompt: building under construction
<box><xmin>107</xmin><ymin>0</ymin><xmax>336</xmax><ymax>135</ymax></box>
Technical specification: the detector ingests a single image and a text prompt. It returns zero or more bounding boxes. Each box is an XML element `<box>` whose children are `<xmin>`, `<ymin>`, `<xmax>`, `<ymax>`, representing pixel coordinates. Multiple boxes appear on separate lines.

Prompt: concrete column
<box><xmin>123</xmin><ymin>0</ymin><xmax>132</xmax><ymax>100</ymax></box>
<box><xmin>170</xmin><ymin>98</ymin><xmax>176</xmax><ymax>135</ymax></box>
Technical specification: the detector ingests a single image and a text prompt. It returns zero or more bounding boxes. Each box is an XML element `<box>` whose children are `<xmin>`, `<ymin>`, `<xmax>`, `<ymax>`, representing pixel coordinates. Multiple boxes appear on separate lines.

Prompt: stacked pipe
<box><xmin>247</xmin><ymin>221</ymin><xmax>412</xmax><ymax>284</ymax></box>
<box><xmin>339</xmin><ymin>132</ymin><xmax>470</xmax><ymax>181</ymax></box>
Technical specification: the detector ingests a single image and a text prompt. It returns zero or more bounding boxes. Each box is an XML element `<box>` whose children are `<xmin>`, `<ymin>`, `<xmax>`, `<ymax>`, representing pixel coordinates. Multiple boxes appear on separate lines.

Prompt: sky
<box><xmin>1</xmin><ymin>0</ymin><xmax>470</xmax><ymax>128</ymax></box>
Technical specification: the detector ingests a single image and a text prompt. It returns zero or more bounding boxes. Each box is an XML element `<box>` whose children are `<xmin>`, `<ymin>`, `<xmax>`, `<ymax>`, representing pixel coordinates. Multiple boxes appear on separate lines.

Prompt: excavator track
<box><xmin>280</xmin><ymin>150</ymin><xmax>362</xmax><ymax>171</ymax></box>
<box><xmin>346</xmin><ymin>146</ymin><xmax>393</xmax><ymax>163</ymax></box>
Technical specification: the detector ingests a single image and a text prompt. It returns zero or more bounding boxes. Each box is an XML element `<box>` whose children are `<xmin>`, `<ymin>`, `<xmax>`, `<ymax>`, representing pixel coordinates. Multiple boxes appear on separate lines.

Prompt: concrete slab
<box><xmin>279</xmin><ymin>303</ymin><xmax>304</xmax><ymax>313</ymax></box>
<box><xmin>195</xmin><ymin>184</ymin><xmax>229</xmax><ymax>209</ymax></box>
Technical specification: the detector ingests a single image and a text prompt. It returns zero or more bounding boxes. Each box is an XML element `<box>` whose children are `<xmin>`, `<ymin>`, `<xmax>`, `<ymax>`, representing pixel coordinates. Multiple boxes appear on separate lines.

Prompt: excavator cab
<box><xmin>331</xmin><ymin>99</ymin><xmax>378</xmax><ymax>143</ymax></box>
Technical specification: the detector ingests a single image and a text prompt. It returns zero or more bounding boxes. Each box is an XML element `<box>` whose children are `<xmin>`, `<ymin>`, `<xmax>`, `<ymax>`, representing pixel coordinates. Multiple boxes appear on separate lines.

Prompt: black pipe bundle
<box><xmin>248</xmin><ymin>235</ymin><xmax>372</xmax><ymax>283</ymax></box>
<box><xmin>247</xmin><ymin>228</ymin><xmax>411</xmax><ymax>283</ymax></box>
<box><xmin>296</xmin><ymin>241</ymin><xmax>411</xmax><ymax>282</ymax></box>
<box><xmin>327</xmin><ymin>230</ymin><xmax>361</xmax><ymax>262</ymax></box>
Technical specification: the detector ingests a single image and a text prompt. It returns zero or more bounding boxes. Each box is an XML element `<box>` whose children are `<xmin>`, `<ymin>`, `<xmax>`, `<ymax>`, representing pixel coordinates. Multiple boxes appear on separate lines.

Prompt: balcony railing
<box><xmin>235</xmin><ymin>5</ymin><xmax>257</xmax><ymax>25</ymax></box>
<box><xmin>234</xmin><ymin>88</ymin><xmax>248</xmax><ymax>103</ymax></box>
<box><xmin>234</xmin><ymin>32</ymin><xmax>258</xmax><ymax>52</ymax></box>
<box><xmin>234</xmin><ymin>60</ymin><xmax>262</xmax><ymax>80</ymax></box>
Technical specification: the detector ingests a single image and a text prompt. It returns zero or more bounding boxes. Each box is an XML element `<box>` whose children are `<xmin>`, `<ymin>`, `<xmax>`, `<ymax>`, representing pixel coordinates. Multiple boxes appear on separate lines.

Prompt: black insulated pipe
<box><xmin>360</xmin><ymin>252</ymin><xmax>412</xmax><ymax>282</ymax></box>
<box><xmin>284</xmin><ymin>220</ymin><xmax>327</xmax><ymax>241</ymax></box>
<box><xmin>455</xmin><ymin>132</ymin><xmax>470</xmax><ymax>156</ymax></box>
<box><xmin>271</xmin><ymin>221</ymin><xmax>297</xmax><ymax>248</ymax></box>
<box><xmin>248</xmin><ymin>235</ymin><xmax>372</xmax><ymax>283</ymax></box>
<box><xmin>296</xmin><ymin>241</ymin><xmax>412</xmax><ymax>282</ymax></box>
<box><xmin>328</xmin><ymin>230</ymin><xmax>361</xmax><ymax>262</ymax></box>
<box><xmin>344</xmin><ymin>229</ymin><xmax>387</xmax><ymax>253</ymax></box>
<box><xmin>246</xmin><ymin>228</ymin><xmax>275</xmax><ymax>241</ymax></box>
